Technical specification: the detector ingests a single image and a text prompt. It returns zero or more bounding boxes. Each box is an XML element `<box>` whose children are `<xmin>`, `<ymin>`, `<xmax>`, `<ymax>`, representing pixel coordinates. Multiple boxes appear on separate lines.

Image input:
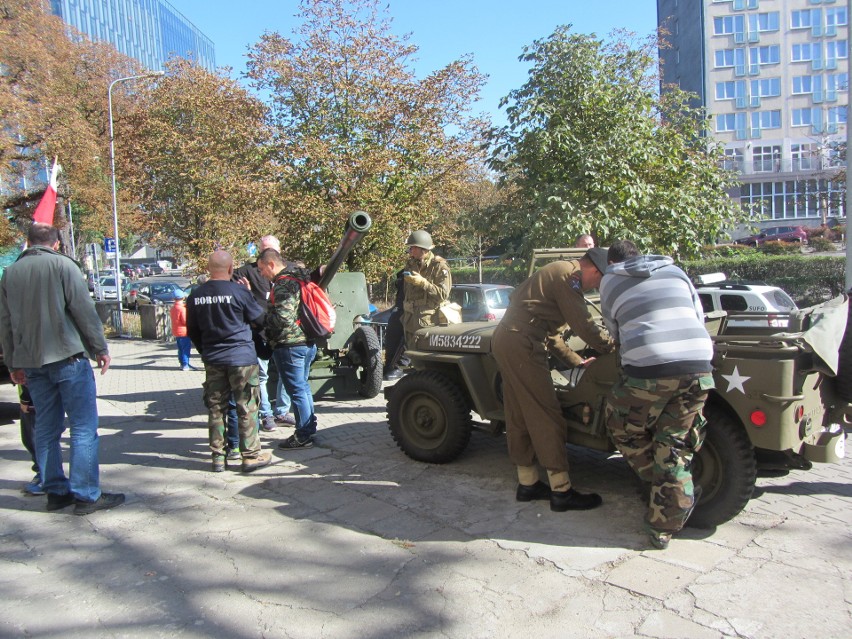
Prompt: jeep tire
<box><xmin>387</xmin><ymin>370</ymin><xmax>472</xmax><ymax>463</ymax></box>
<box><xmin>688</xmin><ymin>403</ymin><xmax>757</xmax><ymax>528</ymax></box>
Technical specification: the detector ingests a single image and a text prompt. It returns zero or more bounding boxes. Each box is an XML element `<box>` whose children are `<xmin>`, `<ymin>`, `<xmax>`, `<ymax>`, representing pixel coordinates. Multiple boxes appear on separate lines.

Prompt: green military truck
<box><xmin>385</xmin><ymin>248</ymin><xmax>849</xmax><ymax>528</ymax></box>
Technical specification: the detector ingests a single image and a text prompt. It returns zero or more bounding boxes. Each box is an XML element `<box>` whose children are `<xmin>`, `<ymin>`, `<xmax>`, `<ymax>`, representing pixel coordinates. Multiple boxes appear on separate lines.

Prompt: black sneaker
<box><xmin>278</xmin><ymin>434</ymin><xmax>314</xmax><ymax>450</ymax></box>
<box><xmin>383</xmin><ymin>368</ymin><xmax>404</xmax><ymax>381</ymax></box>
<box><xmin>74</xmin><ymin>493</ymin><xmax>126</xmax><ymax>516</ymax></box>
<box><xmin>46</xmin><ymin>492</ymin><xmax>75</xmax><ymax>512</ymax></box>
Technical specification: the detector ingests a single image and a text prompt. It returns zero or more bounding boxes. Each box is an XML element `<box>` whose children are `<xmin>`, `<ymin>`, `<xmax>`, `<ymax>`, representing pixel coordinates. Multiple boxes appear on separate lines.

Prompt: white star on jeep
<box><xmin>722</xmin><ymin>366</ymin><xmax>750</xmax><ymax>394</ymax></box>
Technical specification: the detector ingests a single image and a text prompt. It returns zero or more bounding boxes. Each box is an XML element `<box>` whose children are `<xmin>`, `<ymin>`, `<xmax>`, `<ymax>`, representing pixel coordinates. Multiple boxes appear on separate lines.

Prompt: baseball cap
<box><xmin>584</xmin><ymin>247</ymin><xmax>609</xmax><ymax>275</ymax></box>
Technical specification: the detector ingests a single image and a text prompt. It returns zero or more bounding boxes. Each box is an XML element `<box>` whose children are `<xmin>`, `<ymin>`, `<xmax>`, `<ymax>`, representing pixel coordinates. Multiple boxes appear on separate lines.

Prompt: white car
<box><xmin>95</xmin><ymin>276</ymin><xmax>120</xmax><ymax>301</ymax></box>
<box><xmin>696</xmin><ymin>275</ymin><xmax>796</xmax><ymax>328</ymax></box>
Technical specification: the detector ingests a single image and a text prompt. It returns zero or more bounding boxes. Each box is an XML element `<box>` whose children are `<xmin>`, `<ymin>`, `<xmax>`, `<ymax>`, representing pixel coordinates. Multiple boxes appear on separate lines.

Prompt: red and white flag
<box><xmin>33</xmin><ymin>158</ymin><xmax>61</xmax><ymax>225</ymax></box>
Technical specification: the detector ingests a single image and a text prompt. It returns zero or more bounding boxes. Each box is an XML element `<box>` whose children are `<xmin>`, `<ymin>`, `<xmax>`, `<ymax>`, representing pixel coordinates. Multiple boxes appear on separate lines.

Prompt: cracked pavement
<box><xmin>0</xmin><ymin>339</ymin><xmax>850</xmax><ymax>638</ymax></box>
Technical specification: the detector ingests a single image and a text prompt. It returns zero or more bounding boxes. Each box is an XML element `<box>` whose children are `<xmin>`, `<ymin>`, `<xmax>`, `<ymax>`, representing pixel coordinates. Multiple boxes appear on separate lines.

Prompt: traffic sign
<box><xmin>104</xmin><ymin>237</ymin><xmax>116</xmax><ymax>255</ymax></box>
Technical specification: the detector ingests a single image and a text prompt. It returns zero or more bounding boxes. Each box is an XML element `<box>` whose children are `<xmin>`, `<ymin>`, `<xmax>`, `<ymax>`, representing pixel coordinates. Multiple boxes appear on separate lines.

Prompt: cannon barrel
<box><xmin>318</xmin><ymin>210</ymin><xmax>372</xmax><ymax>290</ymax></box>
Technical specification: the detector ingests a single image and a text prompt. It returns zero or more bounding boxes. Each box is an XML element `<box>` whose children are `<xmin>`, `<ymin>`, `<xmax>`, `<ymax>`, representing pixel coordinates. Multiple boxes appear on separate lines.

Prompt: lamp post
<box><xmin>108</xmin><ymin>71</ymin><xmax>163</xmax><ymax>335</ymax></box>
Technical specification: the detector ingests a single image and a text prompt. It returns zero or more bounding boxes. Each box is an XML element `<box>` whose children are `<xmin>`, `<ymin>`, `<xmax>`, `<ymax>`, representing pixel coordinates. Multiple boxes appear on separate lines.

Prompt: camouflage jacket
<box><xmin>265</xmin><ymin>266</ymin><xmax>313</xmax><ymax>348</ymax></box>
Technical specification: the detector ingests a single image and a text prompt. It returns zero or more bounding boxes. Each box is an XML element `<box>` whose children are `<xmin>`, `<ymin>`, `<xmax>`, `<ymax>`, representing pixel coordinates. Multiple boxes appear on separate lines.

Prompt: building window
<box><xmin>716</xmin><ymin>80</ymin><xmax>747</xmax><ymax>99</ymax></box>
<box><xmin>792</xmin><ymin>108</ymin><xmax>821</xmax><ymax>126</ymax></box>
<box><xmin>740</xmin><ymin>179</ymin><xmax>845</xmax><ymax>220</ymax></box>
<box><xmin>716</xmin><ymin>112</ymin><xmax>747</xmax><ymax>132</ymax></box>
<box><xmin>792</xmin><ymin>75</ymin><xmax>814</xmax><ymax>94</ymax></box>
<box><xmin>828</xmin><ymin>106</ymin><xmax>848</xmax><ymax>125</ymax></box>
<box><xmin>751</xmin><ymin>110</ymin><xmax>781</xmax><ymax>130</ymax></box>
<box><xmin>715</xmin><ymin>48</ymin><xmax>746</xmax><ymax>68</ymax></box>
<box><xmin>827</xmin><ymin>73</ymin><xmax>849</xmax><ymax>92</ymax></box>
<box><xmin>714</xmin><ymin>15</ymin><xmax>745</xmax><ymax>35</ymax></box>
<box><xmin>749</xmin><ymin>45</ymin><xmax>781</xmax><ymax>65</ymax></box>
<box><xmin>826</xmin><ymin>7</ymin><xmax>848</xmax><ymax>28</ymax></box>
<box><xmin>792</xmin><ymin>144</ymin><xmax>816</xmax><ymax>171</ymax></box>
<box><xmin>792</xmin><ymin>42</ymin><xmax>822</xmax><ymax>62</ymax></box>
<box><xmin>751</xmin><ymin>77</ymin><xmax>781</xmax><ymax>97</ymax></box>
<box><xmin>826</xmin><ymin>40</ymin><xmax>848</xmax><ymax>61</ymax></box>
<box><xmin>753</xmin><ymin>145</ymin><xmax>781</xmax><ymax>172</ymax></box>
<box><xmin>723</xmin><ymin>148</ymin><xmax>744</xmax><ymax>172</ymax></box>
<box><xmin>791</xmin><ymin>9</ymin><xmax>822</xmax><ymax>29</ymax></box>
<box><xmin>749</xmin><ymin>12</ymin><xmax>780</xmax><ymax>32</ymax></box>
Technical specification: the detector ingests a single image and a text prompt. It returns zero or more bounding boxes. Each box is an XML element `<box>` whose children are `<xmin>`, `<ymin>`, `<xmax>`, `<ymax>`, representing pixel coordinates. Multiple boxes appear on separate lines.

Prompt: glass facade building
<box><xmin>658</xmin><ymin>0</ymin><xmax>848</xmax><ymax>224</ymax></box>
<box><xmin>50</xmin><ymin>0</ymin><xmax>215</xmax><ymax>72</ymax></box>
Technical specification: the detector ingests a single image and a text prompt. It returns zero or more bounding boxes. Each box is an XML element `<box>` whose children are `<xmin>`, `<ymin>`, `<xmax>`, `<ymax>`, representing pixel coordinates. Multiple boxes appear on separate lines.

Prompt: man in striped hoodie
<box><xmin>599</xmin><ymin>251</ymin><xmax>714</xmax><ymax>550</ymax></box>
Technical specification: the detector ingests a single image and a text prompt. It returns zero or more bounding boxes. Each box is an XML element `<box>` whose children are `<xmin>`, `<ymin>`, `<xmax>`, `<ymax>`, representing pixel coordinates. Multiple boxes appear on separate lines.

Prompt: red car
<box><xmin>735</xmin><ymin>225</ymin><xmax>808</xmax><ymax>247</ymax></box>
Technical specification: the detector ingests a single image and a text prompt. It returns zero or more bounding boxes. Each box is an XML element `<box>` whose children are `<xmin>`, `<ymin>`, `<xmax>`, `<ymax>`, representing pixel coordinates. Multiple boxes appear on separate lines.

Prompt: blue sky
<box><xmin>170</xmin><ymin>0</ymin><xmax>658</xmax><ymax>124</ymax></box>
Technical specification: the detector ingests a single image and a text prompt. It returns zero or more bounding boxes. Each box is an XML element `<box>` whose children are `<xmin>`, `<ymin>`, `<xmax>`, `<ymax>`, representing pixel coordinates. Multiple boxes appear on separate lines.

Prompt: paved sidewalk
<box><xmin>0</xmin><ymin>338</ymin><xmax>849</xmax><ymax>638</ymax></box>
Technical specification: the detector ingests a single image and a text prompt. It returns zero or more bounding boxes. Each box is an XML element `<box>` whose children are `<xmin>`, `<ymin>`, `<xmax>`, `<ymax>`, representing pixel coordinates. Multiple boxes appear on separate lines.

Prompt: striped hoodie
<box><xmin>599</xmin><ymin>255</ymin><xmax>712</xmax><ymax>379</ymax></box>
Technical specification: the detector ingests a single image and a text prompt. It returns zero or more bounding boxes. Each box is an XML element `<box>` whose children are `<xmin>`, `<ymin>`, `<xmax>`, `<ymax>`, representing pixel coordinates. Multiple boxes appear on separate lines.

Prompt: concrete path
<box><xmin>0</xmin><ymin>339</ymin><xmax>849</xmax><ymax>638</ymax></box>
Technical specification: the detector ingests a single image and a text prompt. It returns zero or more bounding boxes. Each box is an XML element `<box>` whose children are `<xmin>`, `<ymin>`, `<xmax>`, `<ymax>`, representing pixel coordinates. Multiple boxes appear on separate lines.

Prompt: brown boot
<box><xmin>241</xmin><ymin>450</ymin><xmax>272</xmax><ymax>473</ymax></box>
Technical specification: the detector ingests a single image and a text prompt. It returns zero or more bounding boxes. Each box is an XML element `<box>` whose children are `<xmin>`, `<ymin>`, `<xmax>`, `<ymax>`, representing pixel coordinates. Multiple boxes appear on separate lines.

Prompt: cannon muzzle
<box><xmin>318</xmin><ymin>210</ymin><xmax>372</xmax><ymax>290</ymax></box>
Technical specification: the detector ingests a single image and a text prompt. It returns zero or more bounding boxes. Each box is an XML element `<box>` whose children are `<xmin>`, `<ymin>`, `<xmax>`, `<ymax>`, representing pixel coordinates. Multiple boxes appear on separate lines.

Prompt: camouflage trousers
<box><xmin>202</xmin><ymin>363</ymin><xmax>261</xmax><ymax>459</ymax></box>
<box><xmin>606</xmin><ymin>373</ymin><xmax>714</xmax><ymax>534</ymax></box>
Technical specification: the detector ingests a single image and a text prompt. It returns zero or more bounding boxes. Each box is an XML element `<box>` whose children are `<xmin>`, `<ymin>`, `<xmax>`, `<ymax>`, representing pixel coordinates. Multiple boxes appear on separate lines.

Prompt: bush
<box><xmin>682</xmin><ymin>254</ymin><xmax>846</xmax><ymax>307</ymax></box>
<box><xmin>699</xmin><ymin>243</ymin><xmax>754</xmax><ymax>259</ymax></box>
<box><xmin>809</xmin><ymin>236</ymin><xmax>837</xmax><ymax>252</ymax></box>
<box><xmin>757</xmin><ymin>240</ymin><xmax>801</xmax><ymax>255</ymax></box>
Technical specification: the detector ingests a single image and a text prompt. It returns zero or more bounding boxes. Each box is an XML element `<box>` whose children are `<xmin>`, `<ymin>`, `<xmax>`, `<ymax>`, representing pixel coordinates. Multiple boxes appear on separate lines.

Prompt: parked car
<box><xmin>147</xmin><ymin>263</ymin><xmax>165</xmax><ymax>275</ymax></box>
<box><xmin>735</xmin><ymin>225</ymin><xmax>808</xmax><ymax>247</ymax></box>
<box><xmin>448</xmin><ymin>283</ymin><xmax>514</xmax><ymax>322</ymax></box>
<box><xmin>125</xmin><ymin>280</ymin><xmax>187</xmax><ymax>308</ymax></box>
<box><xmin>95</xmin><ymin>276</ymin><xmax>120</xmax><ymax>301</ymax></box>
<box><xmin>363</xmin><ymin>283</ymin><xmax>515</xmax><ymax>332</ymax></box>
<box><xmin>696</xmin><ymin>276</ymin><xmax>797</xmax><ymax>328</ymax></box>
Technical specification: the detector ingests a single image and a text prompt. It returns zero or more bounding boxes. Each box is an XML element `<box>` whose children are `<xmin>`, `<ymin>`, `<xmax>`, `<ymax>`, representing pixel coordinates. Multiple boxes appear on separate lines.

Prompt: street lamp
<box><xmin>108</xmin><ymin>71</ymin><xmax>164</xmax><ymax>335</ymax></box>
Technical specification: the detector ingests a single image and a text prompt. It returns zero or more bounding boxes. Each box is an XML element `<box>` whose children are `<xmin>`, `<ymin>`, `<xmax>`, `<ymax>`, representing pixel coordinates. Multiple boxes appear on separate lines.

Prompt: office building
<box><xmin>50</xmin><ymin>0</ymin><xmax>215</xmax><ymax>73</ymax></box>
<box><xmin>658</xmin><ymin>0</ymin><xmax>847</xmax><ymax>225</ymax></box>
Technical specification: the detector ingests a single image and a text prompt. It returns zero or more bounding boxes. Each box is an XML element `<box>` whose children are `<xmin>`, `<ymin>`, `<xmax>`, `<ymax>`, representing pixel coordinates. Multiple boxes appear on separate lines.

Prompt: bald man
<box><xmin>186</xmin><ymin>250</ymin><xmax>271</xmax><ymax>473</ymax></box>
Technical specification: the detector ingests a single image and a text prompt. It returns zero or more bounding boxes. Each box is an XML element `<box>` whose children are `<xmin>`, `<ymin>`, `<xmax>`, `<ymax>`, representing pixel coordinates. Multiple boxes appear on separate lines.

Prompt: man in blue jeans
<box><xmin>257</xmin><ymin>248</ymin><xmax>318</xmax><ymax>448</ymax></box>
<box><xmin>0</xmin><ymin>223</ymin><xmax>124</xmax><ymax>515</ymax></box>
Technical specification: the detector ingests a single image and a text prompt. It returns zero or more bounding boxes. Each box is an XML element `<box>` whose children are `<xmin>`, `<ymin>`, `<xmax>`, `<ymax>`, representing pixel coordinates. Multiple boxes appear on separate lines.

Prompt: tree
<box><xmin>119</xmin><ymin>59</ymin><xmax>279</xmax><ymax>266</ymax></box>
<box><xmin>245</xmin><ymin>0</ymin><xmax>490</xmax><ymax>280</ymax></box>
<box><xmin>0</xmin><ymin>0</ymin><xmax>139</xmax><ymax>239</ymax></box>
<box><xmin>489</xmin><ymin>27</ymin><xmax>745</xmax><ymax>260</ymax></box>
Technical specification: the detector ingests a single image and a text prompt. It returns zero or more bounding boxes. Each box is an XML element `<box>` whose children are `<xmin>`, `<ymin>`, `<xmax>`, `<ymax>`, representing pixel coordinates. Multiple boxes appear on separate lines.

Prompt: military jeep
<box><xmin>385</xmin><ymin>252</ymin><xmax>849</xmax><ymax>528</ymax></box>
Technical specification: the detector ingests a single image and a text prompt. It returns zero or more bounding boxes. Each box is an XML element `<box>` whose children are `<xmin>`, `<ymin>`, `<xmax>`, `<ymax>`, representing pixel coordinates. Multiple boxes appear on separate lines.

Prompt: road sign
<box><xmin>104</xmin><ymin>237</ymin><xmax>116</xmax><ymax>256</ymax></box>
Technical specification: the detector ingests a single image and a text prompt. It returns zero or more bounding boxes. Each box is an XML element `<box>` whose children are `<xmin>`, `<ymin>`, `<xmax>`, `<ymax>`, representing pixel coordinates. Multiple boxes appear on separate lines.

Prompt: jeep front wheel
<box><xmin>387</xmin><ymin>370</ymin><xmax>472</xmax><ymax>463</ymax></box>
<box><xmin>688</xmin><ymin>403</ymin><xmax>757</xmax><ymax>528</ymax></box>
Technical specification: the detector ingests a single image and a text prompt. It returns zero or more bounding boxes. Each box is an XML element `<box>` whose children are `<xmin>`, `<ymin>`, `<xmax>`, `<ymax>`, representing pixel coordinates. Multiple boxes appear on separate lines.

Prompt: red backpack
<box><xmin>273</xmin><ymin>275</ymin><xmax>336</xmax><ymax>341</ymax></box>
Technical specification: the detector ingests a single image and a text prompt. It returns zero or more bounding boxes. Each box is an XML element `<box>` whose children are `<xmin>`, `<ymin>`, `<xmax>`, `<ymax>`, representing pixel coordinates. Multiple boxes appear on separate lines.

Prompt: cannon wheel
<box><xmin>688</xmin><ymin>403</ymin><xmax>756</xmax><ymax>528</ymax></box>
<box><xmin>387</xmin><ymin>370</ymin><xmax>472</xmax><ymax>463</ymax></box>
<box><xmin>350</xmin><ymin>325</ymin><xmax>383</xmax><ymax>398</ymax></box>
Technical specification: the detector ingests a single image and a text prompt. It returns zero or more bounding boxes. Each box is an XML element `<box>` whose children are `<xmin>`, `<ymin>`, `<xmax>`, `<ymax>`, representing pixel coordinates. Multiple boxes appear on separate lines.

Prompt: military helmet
<box><xmin>406</xmin><ymin>230</ymin><xmax>434</xmax><ymax>250</ymax></box>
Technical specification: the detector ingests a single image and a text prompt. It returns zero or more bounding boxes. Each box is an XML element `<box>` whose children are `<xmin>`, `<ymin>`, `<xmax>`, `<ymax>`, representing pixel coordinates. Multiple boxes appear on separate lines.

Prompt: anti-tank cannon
<box><xmin>308</xmin><ymin>210</ymin><xmax>383</xmax><ymax>398</ymax></box>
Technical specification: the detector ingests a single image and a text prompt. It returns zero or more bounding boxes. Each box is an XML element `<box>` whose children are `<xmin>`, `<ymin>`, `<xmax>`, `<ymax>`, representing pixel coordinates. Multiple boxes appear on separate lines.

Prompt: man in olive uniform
<box><xmin>401</xmin><ymin>230</ymin><xmax>452</xmax><ymax>349</ymax></box>
<box><xmin>492</xmin><ymin>248</ymin><xmax>614</xmax><ymax>512</ymax></box>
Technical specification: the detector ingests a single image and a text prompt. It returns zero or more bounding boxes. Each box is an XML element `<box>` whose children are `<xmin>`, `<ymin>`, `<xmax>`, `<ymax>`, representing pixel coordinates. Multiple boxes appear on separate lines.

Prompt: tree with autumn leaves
<box><xmin>0</xmin><ymin>0</ymin><xmax>140</xmax><ymax>252</ymax></box>
<box><xmin>244</xmin><ymin>0</ymin><xmax>490</xmax><ymax>280</ymax></box>
<box><xmin>3</xmin><ymin>0</ymin><xmax>751</xmax><ymax>273</ymax></box>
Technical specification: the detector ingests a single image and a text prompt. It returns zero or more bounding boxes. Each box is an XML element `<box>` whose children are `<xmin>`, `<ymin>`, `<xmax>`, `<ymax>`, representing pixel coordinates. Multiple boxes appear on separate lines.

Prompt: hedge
<box><xmin>681</xmin><ymin>254</ymin><xmax>847</xmax><ymax>307</ymax></box>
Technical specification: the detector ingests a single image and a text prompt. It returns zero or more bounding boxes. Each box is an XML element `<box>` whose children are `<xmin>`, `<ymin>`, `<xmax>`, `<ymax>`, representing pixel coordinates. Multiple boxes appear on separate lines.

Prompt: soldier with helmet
<box><xmin>401</xmin><ymin>230</ymin><xmax>452</xmax><ymax>349</ymax></box>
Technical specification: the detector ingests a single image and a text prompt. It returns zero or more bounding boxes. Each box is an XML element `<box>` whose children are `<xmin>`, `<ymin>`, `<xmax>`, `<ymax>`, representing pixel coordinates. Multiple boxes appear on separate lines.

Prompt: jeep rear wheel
<box><xmin>689</xmin><ymin>403</ymin><xmax>756</xmax><ymax>528</ymax></box>
<box><xmin>387</xmin><ymin>370</ymin><xmax>472</xmax><ymax>463</ymax></box>
<box><xmin>350</xmin><ymin>326</ymin><xmax>383</xmax><ymax>399</ymax></box>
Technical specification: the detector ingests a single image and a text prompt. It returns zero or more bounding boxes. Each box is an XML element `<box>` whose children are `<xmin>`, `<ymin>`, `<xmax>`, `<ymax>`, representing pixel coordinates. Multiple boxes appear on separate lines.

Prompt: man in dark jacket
<box><xmin>187</xmin><ymin>250</ymin><xmax>271</xmax><ymax>473</ymax></box>
<box><xmin>0</xmin><ymin>223</ymin><xmax>123</xmax><ymax>515</ymax></box>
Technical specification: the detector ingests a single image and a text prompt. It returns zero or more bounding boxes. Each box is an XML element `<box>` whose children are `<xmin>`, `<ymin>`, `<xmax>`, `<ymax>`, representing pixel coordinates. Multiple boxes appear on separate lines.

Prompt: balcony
<box><xmin>722</xmin><ymin>157</ymin><xmax>846</xmax><ymax>175</ymax></box>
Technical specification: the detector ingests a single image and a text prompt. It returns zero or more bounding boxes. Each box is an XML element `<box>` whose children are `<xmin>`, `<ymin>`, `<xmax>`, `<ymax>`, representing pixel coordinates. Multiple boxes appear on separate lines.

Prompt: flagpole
<box><xmin>108</xmin><ymin>71</ymin><xmax>164</xmax><ymax>336</ymax></box>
